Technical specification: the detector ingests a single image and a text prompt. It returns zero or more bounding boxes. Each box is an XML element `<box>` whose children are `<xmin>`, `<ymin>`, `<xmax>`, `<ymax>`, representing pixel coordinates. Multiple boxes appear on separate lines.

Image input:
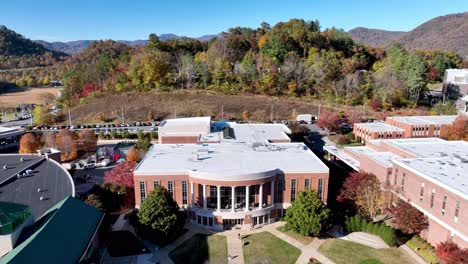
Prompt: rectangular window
<box><xmin>401</xmin><ymin>173</ymin><xmax>405</xmax><ymax>192</ymax></box>
<box><xmin>305</xmin><ymin>179</ymin><xmax>310</xmax><ymax>189</ymax></box>
<box><xmin>442</xmin><ymin>195</ymin><xmax>447</xmax><ymax>216</ymax></box>
<box><xmin>318</xmin><ymin>179</ymin><xmax>323</xmax><ymax>199</ymax></box>
<box><xmin>140</xmin><ymin>181</ymin><xmax>146</xmax><ymax>203</ymax></box>
<box><xmin>291</xmin><ymin>179</ymin><xmax>296</xmax><ymax>202</ymax></box>
<box><xmin>210</xmin><ymin>186</ymin><xmax>217</xmax><ymax>207</ymax></box>
<box><xmin>182</xmin><ymin>181</ymin><xmax>188</xmax><ymax>205</ymax></box>
<box><xmin>386</xmin><ymin>172</ymin><xmax>391</xmax><ymax>186</ymax></box>
<box><xmin>430</xmin><ymin>189</ymin><xmax>435</xmax><ymax>208</ymax></box>
<box><xmin>455</xmin><ymin>201</ymin><xmax>460</xmax><ymax>223</ymax></box>
<box><xmin>394</xmin><ymin>172</ymin><xmax>397</xmax><ymax>186</ymax></box>
<box><xmin>154</xmin><ymin>181</ymin><xmax>159</xmax><ymax>188</ymax></box>
<box><xmin>276</xmin><ymin>180</ymin><xmax>283</xmax><ymax>203</ymax></box>
<box><xmin>208</xmin><ymin>217</ymin><xmax>213</xmax><ymax>226</ymax></box>
<box><xmin>168</xmin><ymin>181</ymin><xmax>174</xmax><ymax>198</ymax></box>
<box><xmin>419</xmin><ymin>183</ymin><xmax>424</xmax><ymax>202</ymax></box>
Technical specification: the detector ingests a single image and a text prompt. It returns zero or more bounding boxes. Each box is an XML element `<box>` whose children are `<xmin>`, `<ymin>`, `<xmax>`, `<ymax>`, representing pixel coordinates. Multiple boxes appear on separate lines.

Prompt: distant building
<box><xmin>325</xmin><ymin>138</ymin><xmax>468</xmax><ymax>248</ymax></box>
<box><xmin>0</xmin><ymin>154</ymin><xmax>74</xmax><ymax>257</ymax></box>
<box><xmin>442</xmin><ymin>69</ymin><xmax>468</xmax><ymax>115</ymax></box>
<box><xmin>353</xmin><ymin>115</ymin><xmax>458</xmax><ymax>143</ymax></box>
<box><xmin>0</xmin><ymin>127</ymin><xmax>24</xmax><ymax>153</ymax></box>
<box><xmin>134</xmin><ymin>117</ymin><xmax>329</xmax><ymax>230</ymax></box>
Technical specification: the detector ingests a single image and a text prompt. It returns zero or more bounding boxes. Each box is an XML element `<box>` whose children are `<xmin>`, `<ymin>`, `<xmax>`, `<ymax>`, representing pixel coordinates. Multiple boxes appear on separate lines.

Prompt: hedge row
<box><xmin>97</xmin><ymin>131</ymin><xmax>157</xmax><ymax>140</ymax></box>
<box><xmin>345</xmin><ymin>214</ymin><xmax>397</xmax><ymax>247</ymax></box>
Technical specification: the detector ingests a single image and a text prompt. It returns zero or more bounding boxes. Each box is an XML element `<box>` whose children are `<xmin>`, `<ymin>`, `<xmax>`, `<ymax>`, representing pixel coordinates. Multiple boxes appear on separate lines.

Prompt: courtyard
<box><xmin>242</xmin><ymin>231</ymin><xmax>301</xmax><ymax>264</ymax></box>
<box><xmin>169</xmin><ymin>234</ymin><xmax>228</xmax><ymax>264</ymax></box>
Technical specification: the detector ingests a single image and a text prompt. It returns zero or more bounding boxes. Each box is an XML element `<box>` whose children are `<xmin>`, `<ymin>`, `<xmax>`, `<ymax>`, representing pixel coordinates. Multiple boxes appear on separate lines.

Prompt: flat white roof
<box><xmin>383</xmin><ymin>139</ymin><xmax>468</xmax><ymax>159</ymax></box>
<box><xmin>386</xmin><ymin>115</ymin><xmax>458</xmax><ymax>125</ymax></box>
<box><xmin>135</xmin><ymin>142</ymin><xmax>328</xmax><ymax>180</ymax></box>
<box><xmin>0</xmin><ymin>126</ymin><xmax>23</xmax><ymax>137</ymax></box>
<box><xmin>345</xmin><ymin>146</ymin><xmax>399</xmax><ymax>168</ymax></box>
<box><xmin>394</xmin><ymin>157</ymin><xmax>468</xmax><ymax>199</ymax></box>
<box><xmin>323</xmin><ymin>145</ymin><xmax>360</xmax><ymax>170</ymax></box>
<box><xmin>368</xmin><ymin>137</ymin><xmax>444</xmax><ymax>146</ymax></box>
<box><xmin>226</xmin><ymin>123</ymin><xmax>291</xmax><ymax>144</ymax></box>
<box><xmin>158</xmin><ymin>116</ymin><xmax>211</xmax><ymax>136</ymax></box>
<box><xmin>355</xmin><ymin>122</ymin><xmax>404</xmax><ymax>132</ymax></box>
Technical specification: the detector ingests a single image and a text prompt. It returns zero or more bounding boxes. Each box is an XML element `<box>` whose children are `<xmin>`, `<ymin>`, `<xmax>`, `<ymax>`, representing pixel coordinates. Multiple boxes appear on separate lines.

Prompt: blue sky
<box><xmin>2</xmin><ymin>0</ymin><xmax>467</xmax><ymax>41</ymax></box>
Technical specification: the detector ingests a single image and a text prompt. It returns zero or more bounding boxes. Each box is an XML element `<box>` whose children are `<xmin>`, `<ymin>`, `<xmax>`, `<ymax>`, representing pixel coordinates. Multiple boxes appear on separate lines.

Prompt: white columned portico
<box><xmin>245</xmin><ymin>185</ymin><xmax>250</xmax><ymax>211</ymax></box>
<box><xmin>259</xmin><ymin>183</ymin><xmax>263</xmax><ymax>208</ymax></box>
<box><xmin>202</xmin><ymin>184</ymin><xmax>207</xmax><ymax>209</ymax></box>
<box><xmin>231</xmin><ymin>186</ymin><xmax>235</xmax><ymax>212</ymax></box>
<box><xmin>217</xmin><ymin>186</ymin><xmax>221</xmax><ymax>212</ymax></box>
<box><xmin>190</xmin><ymin>181</ymin><xmax>194</xmax><ymax>207</ymax></box>
<box><xmin>270</xmin><ymin>180</ymin><xmax>275</xmax><ymax>205</ymax></box>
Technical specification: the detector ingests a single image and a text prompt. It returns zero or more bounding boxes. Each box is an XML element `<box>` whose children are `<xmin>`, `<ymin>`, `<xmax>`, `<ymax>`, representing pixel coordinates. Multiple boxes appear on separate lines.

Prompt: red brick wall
<box><xmin>159</xmin><ymin>136</ymin><xmax>199</xmax><ymax>144</ymax></box>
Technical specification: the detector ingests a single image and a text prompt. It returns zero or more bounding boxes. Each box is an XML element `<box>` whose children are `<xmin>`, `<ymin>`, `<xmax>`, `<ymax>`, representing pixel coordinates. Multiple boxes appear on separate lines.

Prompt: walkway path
<box><xmin>340</xmin><ymin>232</ymin><xmax>389</xmax><ymax>249</ymax></box>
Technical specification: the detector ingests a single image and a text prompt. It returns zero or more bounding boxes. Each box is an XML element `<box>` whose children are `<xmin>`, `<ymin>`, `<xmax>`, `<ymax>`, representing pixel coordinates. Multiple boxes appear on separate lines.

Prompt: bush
<box><xmin>365</xmin><ymin>222</ymin><xmax>373</xmax><ymax>233</ymax></box>
<box><xmin>336</xmin><ymin>134</ymin><xmax>350</xmax><ymax>145</ymax></box>
<box><xmin>345</xmin><ymin>214</ymin><xmax>397</xmax><ymax>246</ymax></box>
<box><xmin>353</xmin><ymin>215</ymin><xmax>362</xmax><ymax>232</ymax></box>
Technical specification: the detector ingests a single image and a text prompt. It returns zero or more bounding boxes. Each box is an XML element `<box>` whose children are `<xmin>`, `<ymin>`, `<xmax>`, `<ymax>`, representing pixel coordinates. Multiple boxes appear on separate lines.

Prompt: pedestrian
<box><xmin>238</xmin><ymin>233</ymin><xmax>240</xmax><ymax>240</ymax></box>
<box><xmin>228</xmin><ymin>254</ymin><xmax>232</xmax><ymax>261</ymax></box>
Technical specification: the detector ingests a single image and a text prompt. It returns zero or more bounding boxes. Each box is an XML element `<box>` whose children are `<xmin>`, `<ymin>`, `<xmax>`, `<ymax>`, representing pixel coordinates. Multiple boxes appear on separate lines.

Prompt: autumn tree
<box><xmin>242</xmin><ymin>110</ymin><xmax>251</xmax><ymax>121</ymax></box>
<box><xmin>147</xmin><ymin>111</ymin><xmax>154</xmax><ymax>121</ymax></box>
<box><xmin>41</xmin><ymin>132</ymin><xmax>56</xmax><ymax>148</ymax></box>
<box><xmin>78</xmin><ymin>129</ymin><xmax>97</xmax><ymax>152</ymax></box>
<box><xmin>389</xmin><ymin>200</ymin><xmax>428</xmax><ymax>234</ymax></box>
<box><xmin>126</xmin><ymin>147</ymin><xmax>139</xmax><ymax>162</ymax></box>
<box><xmin>316</xmin><ymin>110</ymin><xmax>342</xmax><ymax>132</ymax></box>
<box><xmin>85</xmin><ymin>194</ymin><xmax>104</xmax><ymax>210</ymax></box>
<box><xmin>19</xmin><ymin>133</ymin><xmax>41</xmax><ymax>153</ymax></box>
<box><xmin>436</xmin><ymin>241</ymin><xmax>468</xmax><ymax>264</ymax></box>
<box><xmin>104</xmin><ymin>161</ymin><xmax>136</xmax><ymax>194</ymax></box>
<box><xmin>338</xmin><ymin>172</ymin><xmax>384</xmax><ymax>219</ymax></box>
<box><xmin>32</xmin><ymin>105</ymin><xmax>53</xmax><ymax>125</ymax></box>
<box><xmin>55</xmin><ymin>130</ymin><xmax>78</xmax><ymax>161</ymax></box>
<box><xmin>440</xmin><ymin>116</ymin><xmax>468</xmax><ymax>141</ymax></box>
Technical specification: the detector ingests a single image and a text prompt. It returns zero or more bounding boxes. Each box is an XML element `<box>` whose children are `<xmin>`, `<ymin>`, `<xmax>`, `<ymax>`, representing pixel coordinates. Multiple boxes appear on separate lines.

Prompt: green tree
<box><xmin>137</xmin><ymin>187</ymin><xmax>184</xmax><ymax>241</ymax></box>
<box><xmin>284</xmin><ymin>189</ymin><xmax>331</xmax><ymax>236</ymax></box>
<box><xmin>32</xmin><ymin>105</ymin><xmax>52</xmax><ymax>125</ymax></box>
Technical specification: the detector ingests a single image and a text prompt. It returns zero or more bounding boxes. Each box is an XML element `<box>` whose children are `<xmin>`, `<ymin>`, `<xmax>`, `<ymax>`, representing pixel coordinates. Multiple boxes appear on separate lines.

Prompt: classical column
<box><xmin>202</xmin><ymin>184</ymin><xmax>207</xmax><ymax>209</ymax></box>
<box><xmin>217</xmin><ymin>186</ymin><xmax>221</xmax><ymax>212</ymax></box>
<box><xmin>245</xmin><ymin>185</ymin><xmax>250</xmax><ymax>211</ymax></box>
<box><xmin>231</xmin><ymin>186</ymin><xmax>235</xmax><ymax>212</ymax></box>
<box><xmin>190</xmin><ymin>181</ymin><xmax>194</xmax><ymax>207</ymax></box>
<box><xmin>259</xmin><ymin>183</ymin><xmax>263</xmax><ymax>208</ymax></box>
<box><xmin>270</xmin><ymin>180</ymin><xmax>275</xmax><ymax>205</ymax></box>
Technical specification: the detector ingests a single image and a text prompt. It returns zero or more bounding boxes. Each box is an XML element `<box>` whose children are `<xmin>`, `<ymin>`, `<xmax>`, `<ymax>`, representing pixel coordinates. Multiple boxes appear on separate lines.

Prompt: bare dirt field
<box><xmin>69</xmin><ymin>90</ymin><xmax>377</xmax><ymax>124</ymax></box>
<box><xmin>0</xmin><ymin>87</ymin><xmax>61</xmax><ymax>107</ymax></box>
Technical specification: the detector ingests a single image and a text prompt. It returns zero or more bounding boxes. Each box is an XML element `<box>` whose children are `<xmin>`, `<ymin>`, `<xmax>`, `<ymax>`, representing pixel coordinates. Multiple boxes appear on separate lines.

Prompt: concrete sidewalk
<box><xmin>340</xmin><ymin>232</ymin><xmax>389</xmax><ymax>249</ymax></box>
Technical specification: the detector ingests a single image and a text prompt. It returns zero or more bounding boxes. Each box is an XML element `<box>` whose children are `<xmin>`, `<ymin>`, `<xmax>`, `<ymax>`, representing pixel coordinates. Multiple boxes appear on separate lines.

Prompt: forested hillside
<box><xmin>348</xmin><ymin>12</ymin><xmax>468</xmax><ymax>58</ymax></box>
<box><xmin>56</xmin><ymin>19</ymin><xmax>461</xmax><ymax>111</ymax></box>
<box><xmin>0</xmin><ymin>25</ymin><xmax>67</xmax><ymax>69</ymax></box>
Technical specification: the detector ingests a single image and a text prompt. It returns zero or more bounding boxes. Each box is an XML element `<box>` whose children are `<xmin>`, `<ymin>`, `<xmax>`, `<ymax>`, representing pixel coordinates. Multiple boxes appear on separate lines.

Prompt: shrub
<box><xmin>353</xmin><ymin>215</ymin><xmax>362</xmax><ymax>231</ymax></box>
<box><xmin>361</xmin><ymin>218</ymin><xmax>368</xmax><ymax>232</ymax></box>
<box><xmin>365</xmin><ymin>222</ymin><xmax>374</xmax><ymax>233</ymax></box>
<box><xmin>371</xmin><ymin>223</ymin><xmax>380</xmax><ymax>235</ymax></box>
<box><xmin>336</xmin><ymin>134</ymin><xmax>350</xmax><ymax>145</ymax></box>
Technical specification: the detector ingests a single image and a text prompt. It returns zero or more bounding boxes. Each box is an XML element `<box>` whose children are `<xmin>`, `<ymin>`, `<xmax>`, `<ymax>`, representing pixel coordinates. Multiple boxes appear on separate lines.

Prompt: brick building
<box><xmin>134</xmin><ymin>117</ymin><xmax>329</xmax><ymax>230</ymax></box>
<box><xmin>353</xmin><ymin>115</ymin><xmax>458</xmax><ymax>142</ymax></box>
<box><xmin>325</xmin><ymin>138</ymin><xmax>468</xmax><ymax>248</ymax></box>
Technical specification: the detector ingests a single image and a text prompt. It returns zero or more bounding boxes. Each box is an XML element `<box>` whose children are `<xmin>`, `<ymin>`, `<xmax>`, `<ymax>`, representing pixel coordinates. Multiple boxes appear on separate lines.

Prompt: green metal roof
<box><xmin>0</xmin><ymin>202</ymin><xmax>30</xmax><ymax>235</ymax></box>
<box><xmin>0</xmin><ymin>196</ymin><xmax>103</xmax><ymax>264</ymax></box>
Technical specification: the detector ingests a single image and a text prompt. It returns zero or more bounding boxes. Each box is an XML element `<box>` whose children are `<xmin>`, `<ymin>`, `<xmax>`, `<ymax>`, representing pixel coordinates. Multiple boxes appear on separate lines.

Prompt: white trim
<box><xmin>49</xmin><ymin>158</ymin><xmax>75</xmax><ymax>197</ymax></box>
<box><xmin>392</xmin><ymin>159</ymin><xmax>468</xmax><ymax>200</ymax></box>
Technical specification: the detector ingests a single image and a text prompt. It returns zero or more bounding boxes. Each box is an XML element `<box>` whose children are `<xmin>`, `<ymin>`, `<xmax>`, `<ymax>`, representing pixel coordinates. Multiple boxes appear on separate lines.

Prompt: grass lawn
<box><xmin>105</xmin><ymin>230</ymin><xmax>150</xmax><ymax>257</ymax></box>
<box><xmin>319</xmin><ymin>239</ymin><xmax>413</xmax><ymax>264</ymax></box>
<box><xmin>405</xmin><ymin>236</ymin><xmax>439</xmax><ymax>264</ymax></box>
<box><xmin>242</xmin><ymin>231</ymin><xmax>301</xmax><ymax>264</ymax></box>
<box><xmin>277</xmin><ymin>226</ymin><xmax>314</xmax><ymax>245</ymax></box>
<box><xmin>169</xmin><ymin>234</ymin><xmax>227</xmax><ymax>264</ymax></box>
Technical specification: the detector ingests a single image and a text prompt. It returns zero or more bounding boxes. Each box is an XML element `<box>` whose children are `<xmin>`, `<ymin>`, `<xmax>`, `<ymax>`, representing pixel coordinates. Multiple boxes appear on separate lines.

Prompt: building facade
<box><xmin>353</xmin><ymin>115</ymin><xmax>458</xmax><ymax>142</ymax></box>
<box><xmin>134</xmin><ymin>117</ymin><xmax>329</xmax><ymax>230</ymax></box>
<box><xmin>325</xmin><ymin>138</ymin><xmax>468</xmax><ymax>248</ymax></box>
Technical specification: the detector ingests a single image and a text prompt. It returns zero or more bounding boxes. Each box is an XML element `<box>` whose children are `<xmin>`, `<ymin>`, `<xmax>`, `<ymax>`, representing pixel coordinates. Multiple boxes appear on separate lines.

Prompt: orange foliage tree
<box><xmin>78</xmin><ymin>129</ymin><xmax>97</xmax><ymax>152</ymax></box>
<box><xmin>56</xmin><ymin>130</ymin><xmax>78</xmax><ymax>161</ymax></box>
<box><xmin>41</xmin><ymin>132</ymin><xmax>56</xmax><ymax>148</ymax></box>
<box><xmin>126</xmin><ymin>147</ymin><xmax>139</xmax><ymax>162</ymax></box>
<box><xmin>440</xmin><ymin>116</ymin><xmax>468</xmax><ymax>141</ymax></box>
<box><xmin>19</xmin><ymin>133</ymin><xmax>41</xmax><ymax>153</ymax></box>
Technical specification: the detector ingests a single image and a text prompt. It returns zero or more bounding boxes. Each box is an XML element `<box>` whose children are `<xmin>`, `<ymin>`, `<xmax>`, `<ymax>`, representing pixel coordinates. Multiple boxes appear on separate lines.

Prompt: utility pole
<box><xmin>68</xmin><ymin>108</ymin><xmax>72</xmax><ymax>126</ymax></box>
<box><xmin>221</xmin><ymin>105</ymin><xmax>224</xmax><ymax>119</ymax></box>
<box><xmin>270</xmin><ymin>105</ymin><xmax>274</xmax><ymax>123</ymax></box>
<box><xmin>317</xmin><ymin>104</ymin><xmax>321</xmax><ymax>120</ymax></box>
<box><xmin>121</xmin><ymin>106</ymin><xmax>125</xmax><ymax>124</ymax></box>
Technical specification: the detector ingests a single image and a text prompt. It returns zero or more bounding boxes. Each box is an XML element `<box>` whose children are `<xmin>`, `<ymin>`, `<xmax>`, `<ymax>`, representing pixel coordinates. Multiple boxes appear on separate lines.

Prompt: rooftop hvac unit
<box><xmin>40</xmin><ymin>196</ymin><xmax>44</xmax><ymax>201</ymax></box>
<box><xmin>3</xmin><ymin>165</ymin><xmax>7</xmax><ymax>170</ymax></box>
<box><xmin>17</xmin><ymin>174</ymin><xmax>21</xmax><ymax>179</ymax></box>
<box><xmin>20</xmin><ymin>157</ymin><xmax>25</xmax><ymax>162</ymax></box>
<box><xmin>26</xmin><ymin>169</ymin><xmax>33</xmax><ymax>175</ymax></box>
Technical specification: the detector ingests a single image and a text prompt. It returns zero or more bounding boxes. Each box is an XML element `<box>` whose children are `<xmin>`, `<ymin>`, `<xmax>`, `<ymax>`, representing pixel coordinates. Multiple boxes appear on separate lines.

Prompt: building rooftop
<box><xmin>0</xmin><ymin>155</ymin><xmax>74</xmax><ymax>220</ymax></box>
<box><xmin>159</xmin><ymin>116</ymin><xmax>211</xmax><ymax>136</ymax></box>
<box><xmin>355</xmin><ymin>122</ymin><xmax>404</xmax><ymax>132</ymax></box>
<box><xmin>0</xmin><ymin>197</ymin><xmax>103</xmax><ymax>264</ymax></box>
<box><xmin>345</xmin><ymin>146</ymin><xmax>399</xmax><ymax>168</ymax></box>
<box><xmin>386</xmin><ymin>115</ymin><xmax>458</xmax><ymax>125</ymax></box>
<box><xmin>0</xmin><ymin>126</ymin><xmax>23</xmax><ymax>137</ymax></box>
<box><xmin>135</xmin><ymin>142</ymin><xmax>328</xmax><ymax>180</ymax></box>
<box><xmin>394</xmin><ymin>157</ymin><xmax>468</xmax><ymax>199</ymax></box>
<box><xmin>383</xmin><ymin>139</ymin><xmax>468</xmax><ymax>159</ymax></box>
<box><xmin>225</xmin><ymin>123</ymin><xmax>291</xmax><ymax>144</ymax></box>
